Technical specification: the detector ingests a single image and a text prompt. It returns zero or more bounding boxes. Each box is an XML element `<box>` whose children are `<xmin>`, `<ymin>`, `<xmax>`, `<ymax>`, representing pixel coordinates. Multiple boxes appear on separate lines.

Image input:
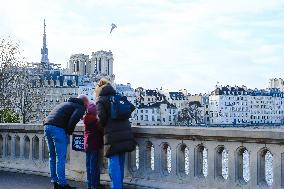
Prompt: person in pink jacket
<box><xmin>83</xmin><ymin>102</ymin><xmax>104</xmax><ymax>189</ymax></box>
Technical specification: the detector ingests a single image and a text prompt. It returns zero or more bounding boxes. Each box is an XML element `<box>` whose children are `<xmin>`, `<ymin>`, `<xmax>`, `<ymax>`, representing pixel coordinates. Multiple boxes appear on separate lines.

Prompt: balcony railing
<box><xmin>0</xmin><ymin>123</ymin><xmax>283</xmax><ymax>189</ymax></box>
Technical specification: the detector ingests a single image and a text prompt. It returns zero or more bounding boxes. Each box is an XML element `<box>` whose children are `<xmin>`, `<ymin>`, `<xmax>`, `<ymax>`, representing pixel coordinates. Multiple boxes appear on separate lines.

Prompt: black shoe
<box><xmin>97</xmin><ymin>184</ymin><xmax>105</xmax><ymax>189</ymax></box>
<box><xmin>58</xmin><ymin>184</ymin><xmax>77</xmax><ymax>189</ymax></box>
<box><xmin>53</xmin><ymin>183</ymin><xmax>59</xmax><ymax>189</ymax></box>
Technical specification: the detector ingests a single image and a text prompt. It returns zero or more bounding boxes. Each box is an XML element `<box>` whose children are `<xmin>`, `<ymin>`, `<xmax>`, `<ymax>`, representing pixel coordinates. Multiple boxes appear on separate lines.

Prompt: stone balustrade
<box><xmin>0</xmin><ymin>123</ymin><xmax>284</xmax><ymax>189</ymax></box>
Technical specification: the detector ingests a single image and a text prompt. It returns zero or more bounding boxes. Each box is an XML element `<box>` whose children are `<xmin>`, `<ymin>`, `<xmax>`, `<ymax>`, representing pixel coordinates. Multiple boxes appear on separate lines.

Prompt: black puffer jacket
<box><xmin>44</xmin><ymin>98</ymin><xmax>86</xmax><ymax>135</ymax></box>
<box><xmin>96</xmin><ymin>83</ymin><xmax>136</xmax><ymax>157</ymax></box>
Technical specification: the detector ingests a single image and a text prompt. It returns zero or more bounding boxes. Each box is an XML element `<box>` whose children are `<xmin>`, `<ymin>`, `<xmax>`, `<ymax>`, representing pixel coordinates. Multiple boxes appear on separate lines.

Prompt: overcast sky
<box><xmin>1</xmin><ymin>0</ymin><xmax>284</xmax><ymax>93</ymax></box>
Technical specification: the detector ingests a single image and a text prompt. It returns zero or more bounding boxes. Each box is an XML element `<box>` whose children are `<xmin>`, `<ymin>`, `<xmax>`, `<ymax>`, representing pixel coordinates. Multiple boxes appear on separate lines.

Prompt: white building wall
<box><xmin>209</xmin><ymin>93</ymin><xmax>284</xmax><ymax>125</ymax></box>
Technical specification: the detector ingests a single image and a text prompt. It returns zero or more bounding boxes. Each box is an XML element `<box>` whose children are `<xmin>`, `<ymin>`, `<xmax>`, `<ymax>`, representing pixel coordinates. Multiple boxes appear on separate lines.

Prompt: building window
<box><xmin>99</xmin><ymin>58</ymin><xmax>101</xmax><ymax>72</ymax></box>
<box><xmin>145</xmin><ymin>115</ymin><xmax>148</xmax><ymax>121</ymax></box>
<box><xmin>107</xmin><ymin>59</ymin><xmax>110</xmax><ymax>75</ymax></box>
<box><xmin>76</xmin><ymin>60</ymin><xmax>79</xmax><ymax>72</ymax></box>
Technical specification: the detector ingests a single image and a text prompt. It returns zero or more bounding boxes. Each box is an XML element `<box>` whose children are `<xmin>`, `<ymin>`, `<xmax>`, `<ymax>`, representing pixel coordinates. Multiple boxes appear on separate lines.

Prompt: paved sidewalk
<box><xmin>0</xmin><ymin>171</ymin><xmax>86</xmax><ymax>189</ymax></box>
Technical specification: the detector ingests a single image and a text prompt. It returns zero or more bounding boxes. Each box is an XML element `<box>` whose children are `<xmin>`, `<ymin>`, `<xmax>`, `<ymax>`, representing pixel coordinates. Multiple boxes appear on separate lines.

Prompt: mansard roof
<box><xmin>169</xmin><ymin>92</ymin><xmax>186</xmax><ymax>100</ymax></box>
<box><xmin>145</xmin><ymin>89</ymin><xmax>161</xmax><ymax>96</ymax></box>
<box><xmin>138</xmin><ymin>100</ymin><xmax>177</xmax><ymax>109</ymax></box>
<box><xmin>212</xmin><ymin>85</ymin><xmax>284</xmax><ymax>97</ymax></box>
<box><xmin>212</xmin><ymin>86</ymin><xmax>246</xmax><ymax>95</ymax></box>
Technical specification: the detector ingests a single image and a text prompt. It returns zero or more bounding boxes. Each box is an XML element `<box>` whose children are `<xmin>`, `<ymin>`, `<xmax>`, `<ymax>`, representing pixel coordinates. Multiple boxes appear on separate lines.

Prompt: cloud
<box><xmin>1</xmin><ymin>0</ymin><xmax>284</xmax><ymax>93</ymax></box>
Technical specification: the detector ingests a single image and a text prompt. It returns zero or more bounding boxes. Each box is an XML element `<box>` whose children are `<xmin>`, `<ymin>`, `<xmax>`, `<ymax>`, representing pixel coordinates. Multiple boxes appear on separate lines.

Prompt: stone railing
<box><xmin>0</xmin><ymin>124</ymin><xmax>86</xmax><ymax>181</ymax></box>
<box><xmin>1</xmin><ymin>124</ymin><xmax>284</xmax><ymax>189</ymax></box>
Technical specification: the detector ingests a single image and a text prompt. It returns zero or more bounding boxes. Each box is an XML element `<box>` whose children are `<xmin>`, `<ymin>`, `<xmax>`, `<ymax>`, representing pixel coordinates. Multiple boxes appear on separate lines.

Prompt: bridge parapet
<box><xmin>0</xmin><ymin>124</ymin><xmax>283</xmax><ymax>189</ymax></box>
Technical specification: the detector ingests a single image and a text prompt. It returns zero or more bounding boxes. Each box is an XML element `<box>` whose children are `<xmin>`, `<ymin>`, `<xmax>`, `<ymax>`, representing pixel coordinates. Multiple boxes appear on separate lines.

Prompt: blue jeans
<box><xmin>86</xmin><ymin>150</ymin><xmax>101</xmax><ymax>188</ymax></box>
<box><xmin>44</xmin><ymin>125</ymin><xmax>69</xmax><ymax>186</ymax></box>
<box><xmin>108</xmin><ymin>153</ymin><xmax>125</xmax><ymax>189</ymax></box>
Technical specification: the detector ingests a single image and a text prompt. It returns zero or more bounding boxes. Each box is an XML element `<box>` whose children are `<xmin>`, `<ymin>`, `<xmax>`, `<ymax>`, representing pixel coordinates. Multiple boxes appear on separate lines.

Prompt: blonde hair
<box><xmin>94</xmin><ymin>78</ymin><xmax>110</xmax><ymax>97</ymax></box>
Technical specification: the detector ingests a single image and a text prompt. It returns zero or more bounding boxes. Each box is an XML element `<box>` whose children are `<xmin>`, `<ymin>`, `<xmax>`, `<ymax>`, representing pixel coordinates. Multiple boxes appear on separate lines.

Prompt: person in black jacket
<box><xmin>44</xmin><ymin>96</ymin><xmax>88</xmax><ymax>189</ymax></box>
<box><xmin>95</xmin><ymin>79</ymin><xmax>136</xmax><ymax>189</ymax></box>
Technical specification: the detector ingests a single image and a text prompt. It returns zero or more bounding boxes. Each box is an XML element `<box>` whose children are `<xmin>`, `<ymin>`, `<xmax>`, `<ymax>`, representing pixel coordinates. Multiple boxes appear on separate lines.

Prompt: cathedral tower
<box><xmin>68</xmin><ymin>54</ymin><xmax>90</xmax><ymax>76</ymax></box>
<box><xmin>90</xmin><ymin>50</ymin><xmax>113</xmax><ymax>76</ymax></box>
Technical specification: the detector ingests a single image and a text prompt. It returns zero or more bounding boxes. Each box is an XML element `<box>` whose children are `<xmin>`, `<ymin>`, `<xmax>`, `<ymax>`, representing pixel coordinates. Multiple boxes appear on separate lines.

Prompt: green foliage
<box><xmin>0</xmin><ymin>108</ymin><xmax>20</xmax><ymax>123</ymax></box>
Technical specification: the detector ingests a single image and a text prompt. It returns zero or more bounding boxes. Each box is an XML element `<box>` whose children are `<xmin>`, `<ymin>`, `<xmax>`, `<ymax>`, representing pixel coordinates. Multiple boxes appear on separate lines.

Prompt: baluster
<box><xmin>3</xmin><ymin>133</ymin><xmax>7</xmax><ymax>159</ymax></box>
<box><xmin>153</xmin><ymin>140</ymin><xmax>162</xmax><ymax>179</ymax></box>
<box><xmin>20</xmin><ymin>134</ymin><xmax>25</xmax><ymax>159</ymax></box>
<box><xmin>206</xmin><ymin>142</ymin><xmax>215</xmax><ymax>182</ymax></box>
<box><xmin>227</xmin><ymin>143</ymin><xmax>236</xmax><ymax>185</ymax></box>
<box><xmin>38</xmin><ymin>136</ymin><xmax>43</xmax><ymax>161</ymax></box>
<box><xmin>11</xmin><ymin>134</ymin><xmax>16</xmax><ymax>158</ymax></box>
<box><xmin>169</xmin><ymin>140</ymin><xmax>178</xmax><ymax>178</ymax></box>
<box><xmin>269</xmin><ymin>145</ymin><xmax>282</xmax><ymax>189</ymax></box>
<box><xmin>29</xmin><ymin>135</ymin><xmax>33</xmax><ymax>160</ymax></box>
<box><xmin>137</xmin><ymin>139</ymin><xmax>146</xmax><ymax>178</ymax></box>
<box><xmin>246</xmin><ymin>144</ymin><xmax>258</xmax><ymax>188</ymax></box>
<box><xmin>281</xmin><ymin>152</ymin><xmax>284</xmax><ymax>188</ymax></box>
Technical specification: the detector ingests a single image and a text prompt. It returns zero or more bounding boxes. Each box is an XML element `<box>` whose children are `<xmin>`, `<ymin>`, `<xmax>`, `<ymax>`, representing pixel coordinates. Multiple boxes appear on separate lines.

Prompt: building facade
<box><xmin>133</xmin><ymin>102</ymin><xmax>178</xmax><ymax>126</ymax></box>
<box><xmin>165</xmin><ymin>91</ymin><xmax>188</xmax><ymax>109</ymax></box>
<box><xmin>209</xmin><ymin>86</ymin><xmax>284</xmax><ymax>125</ymax></box>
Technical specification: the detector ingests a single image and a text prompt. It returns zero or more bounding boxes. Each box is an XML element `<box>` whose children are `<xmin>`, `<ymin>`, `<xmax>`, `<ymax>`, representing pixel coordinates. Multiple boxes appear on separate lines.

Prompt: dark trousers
<box><xmin>86</xmin><ymin>150</ymin><xmax>101</xmax><ymax>188</ymax></box>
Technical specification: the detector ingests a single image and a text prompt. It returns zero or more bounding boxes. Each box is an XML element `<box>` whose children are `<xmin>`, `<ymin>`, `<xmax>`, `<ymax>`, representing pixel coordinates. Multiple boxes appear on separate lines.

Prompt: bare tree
<box><xmin>0</xmin><ymin>38</ymin><xmax>24</xmax><ymax>109</ymax></box>
<box><xmin>0</xmin><ymin>38</ymin><xmax>44</xmax><ymax>123</ymax></box>
<box><xmin>177</xmin><ymin>101</ymin><xmax>204</xmax><ymax>126</ymax></box>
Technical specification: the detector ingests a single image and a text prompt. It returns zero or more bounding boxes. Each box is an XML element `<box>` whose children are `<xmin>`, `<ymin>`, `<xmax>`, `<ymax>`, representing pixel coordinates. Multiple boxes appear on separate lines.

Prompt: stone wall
<box><xmin>0</xmin><ymin>124</ymin><xmax>87</xmax><ymax>181</ymax></box>
<box><xmin>1</xmin><ymin>124</ymin><xmax>284</xmax><ymax>189</ymax></box>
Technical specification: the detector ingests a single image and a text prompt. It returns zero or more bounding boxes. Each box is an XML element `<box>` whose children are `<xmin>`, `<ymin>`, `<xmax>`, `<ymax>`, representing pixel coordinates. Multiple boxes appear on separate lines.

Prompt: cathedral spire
<box><xmin>41</xmin><ymin>19</ymin><xmax>49</xmax><ymax>64</ymax></box>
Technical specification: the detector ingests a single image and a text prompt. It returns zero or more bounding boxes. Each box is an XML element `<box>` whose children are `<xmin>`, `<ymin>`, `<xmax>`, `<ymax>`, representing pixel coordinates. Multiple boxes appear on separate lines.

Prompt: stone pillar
<box><xmin>11</xmin><ymin>134</ymin><xmax>15</xmax><ymax>159</ymax></box>
<box><xmin>137</xmin><ymin>139</ymin><xmax>146</xmax><ymax>179</ymax></box>
<box><xmin>79</xmin><ymin>60</ymin><xmax>84</xmax><ymax>75</ymax></box>
<box><xmin>246</xmin><ymin>143</ymin><xmax>259</xmax><ymax>188</ymax></box>
<box><xmin>68</xmin><ymin>60</ymin><xmax>74</xmax><ymax>73</ymax></box>
<box><xmin>269</xmin><ymin>144</ymin><xmax>283</xmax><ymax>189</ymax></box>
<box><xmin>67</xmin><ymin>132</ymin><xmax>86</xmax><ymax>181</ymax></box>
<box><xmin>227</xmin><ymin>143</ymin><xmax>237</xmax><ymax>185</ymax></box>
<box><xmin>20</xmin><ymin>134</ymin><xmax>26</xmax><ymax>159</ymax></box>
<box><xmin>168</xmin><ymin>140</ymin><xmax>178</xmax><ymax>179</ymax></box>
<box><xmin>206</xmin><ymin>142</ymin><xmax>215</xmax><ymax>182</ymax></box>
<box><xmin>3</xmin><ymin>133</ymin><xmax>7</xmax><ymax>159</ymax></box>
<box><xmin>38</xmin><ymin>136</ymin><xmax>43</xmax><ymax>161</ymax></box>
<box><xmin>29</xmin><ymin>135</ymin><xmax>33</xmax><ymax>160</ymax></box>
<box><xmin>110</xmin><ymin>58</ymin><xmax>114</xmax><ymax>76</ymax></box>
<box><xmin>152</xmin><ymin>140</ymin><xmax>161</xmax><ymax>180</ymax></box>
